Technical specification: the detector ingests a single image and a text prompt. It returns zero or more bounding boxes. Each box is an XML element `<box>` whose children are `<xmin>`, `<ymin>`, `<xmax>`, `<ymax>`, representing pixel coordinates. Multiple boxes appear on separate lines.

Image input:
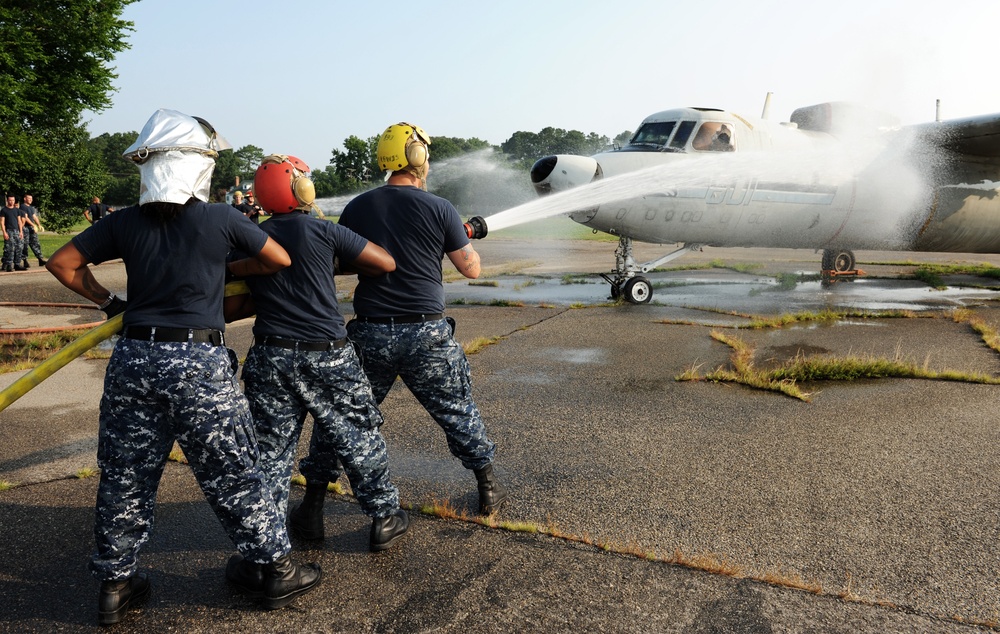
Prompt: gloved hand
<box><xmin>102</xmin><ymin>296</ymin><xmax>127</xmax><ymax>319</ymax></box>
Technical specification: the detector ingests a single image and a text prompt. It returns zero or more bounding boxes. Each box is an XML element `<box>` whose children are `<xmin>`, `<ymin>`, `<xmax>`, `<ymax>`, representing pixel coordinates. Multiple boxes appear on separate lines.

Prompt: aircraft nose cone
<box><xmin>530</xmin><ymin>156</ymin><xmax>558</xmax><ymax>184</ymax></box>
<box><xmin>530</xmin><ymin>155</ymin><xmax>558</xmax><ymax>196</ymax></box>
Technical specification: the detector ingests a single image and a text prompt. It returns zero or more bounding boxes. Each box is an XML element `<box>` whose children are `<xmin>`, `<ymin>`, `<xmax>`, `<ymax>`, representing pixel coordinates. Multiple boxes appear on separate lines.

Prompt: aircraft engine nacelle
<box><xmin>530</xmin><ymin>154</ymin><xmax>602</xmax><ymax>196</ymax></box>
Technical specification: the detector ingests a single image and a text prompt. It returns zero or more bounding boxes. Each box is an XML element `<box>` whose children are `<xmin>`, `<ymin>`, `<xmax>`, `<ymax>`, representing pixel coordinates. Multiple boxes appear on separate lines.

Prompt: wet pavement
<box><xmin>2</xmin><ymin>240</ymin><xmax>1000</xmax><ymax>632</ymax></box>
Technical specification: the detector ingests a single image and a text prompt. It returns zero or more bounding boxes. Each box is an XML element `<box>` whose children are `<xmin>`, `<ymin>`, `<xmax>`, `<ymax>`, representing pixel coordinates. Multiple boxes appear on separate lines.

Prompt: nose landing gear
<box><xmin>602</xmin><ymin>236</ymin><xmax>702</xmax><ymax>304</ymax></box>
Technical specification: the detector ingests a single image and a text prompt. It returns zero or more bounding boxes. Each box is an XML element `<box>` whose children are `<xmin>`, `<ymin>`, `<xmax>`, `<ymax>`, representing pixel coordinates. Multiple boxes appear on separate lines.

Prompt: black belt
<box><xmin>259</xmin><ymin>336</ymin><xmax>348</xmax><ymax>351</ymax></box>
<box><xmin>123</xmin><ymin>326</ymin><xmax>224</xmax><ymax>346</ymax></box>
<box><xmin>354</xmin><ymin>313</ymin><xmax>443</xmax><ymax>324</ymax></box>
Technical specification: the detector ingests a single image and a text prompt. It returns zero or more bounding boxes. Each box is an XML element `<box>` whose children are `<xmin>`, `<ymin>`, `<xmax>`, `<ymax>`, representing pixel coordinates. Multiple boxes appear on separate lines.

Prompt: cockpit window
<box><xmin>630</xmin><ymin>121</ymin><xmax>677</xmax><ymax>147</ymax></box>
<box><xmin>669</xmin><ymin>121</ymin><xmax>696</xmax><ymax>149</ymax></box>
<box><xmin>691</xmin><ymin>121</ymin><xmax>735</xmax><ymax>152</ymax></box>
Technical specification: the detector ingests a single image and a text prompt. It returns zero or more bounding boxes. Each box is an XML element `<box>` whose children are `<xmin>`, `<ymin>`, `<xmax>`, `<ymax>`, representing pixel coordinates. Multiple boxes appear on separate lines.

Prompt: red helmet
<box><xmin>253</xmin><ymin>154</ymin><xmax>316</xmax><ymax>214</ymax></box>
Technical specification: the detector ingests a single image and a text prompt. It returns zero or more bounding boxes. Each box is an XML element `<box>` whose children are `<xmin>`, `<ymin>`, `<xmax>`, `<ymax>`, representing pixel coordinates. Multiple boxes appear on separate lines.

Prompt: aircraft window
<box><xmin>692</xmin><ymin>122</ymin><xmax>735</xmax><ymax>152</ymax></box>
<box><xmin>630</xmin><ymin>121</ymin><xmax>677</xmax><ymax>147</ymax></box>
<box><xmin>669</xmin><ymin>121</ymin><xmax>696</xmax><ymax>149</ymax></box>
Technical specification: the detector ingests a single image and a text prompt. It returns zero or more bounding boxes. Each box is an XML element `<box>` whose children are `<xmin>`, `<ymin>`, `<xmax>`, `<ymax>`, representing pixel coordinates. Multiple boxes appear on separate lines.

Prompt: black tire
<box><xmin>622</xmin><ymin>276</ymin><xmax>652</xmax><ymax>304</ymax></box>
<box><xmin>822</xmin><ymin>249</ymin><xmax>855</xmax><ymax>273</ymax></box>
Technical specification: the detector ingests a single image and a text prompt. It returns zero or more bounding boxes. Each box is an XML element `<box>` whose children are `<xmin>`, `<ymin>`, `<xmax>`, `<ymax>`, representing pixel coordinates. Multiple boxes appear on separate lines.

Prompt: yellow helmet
<box><xmin>377</xmin><ymin>122</ymin><xmax>431</xmax><ymax>172</ymax></box>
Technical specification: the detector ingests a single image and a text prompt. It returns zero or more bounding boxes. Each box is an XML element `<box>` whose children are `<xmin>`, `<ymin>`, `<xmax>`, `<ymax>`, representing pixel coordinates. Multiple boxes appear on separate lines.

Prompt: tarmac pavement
<box><xmin>2</xmin><ymin>240</ymin><xmax>1000</xmax><ymax>632</ymax></box>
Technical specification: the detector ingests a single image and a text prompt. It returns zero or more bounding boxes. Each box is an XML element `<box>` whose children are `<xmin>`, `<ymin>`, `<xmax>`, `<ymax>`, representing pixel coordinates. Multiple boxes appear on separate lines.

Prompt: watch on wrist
<box><xmin>97</xmin><ymin>293</ymin><xmax>116</xmax><ymax>310</ymax></box>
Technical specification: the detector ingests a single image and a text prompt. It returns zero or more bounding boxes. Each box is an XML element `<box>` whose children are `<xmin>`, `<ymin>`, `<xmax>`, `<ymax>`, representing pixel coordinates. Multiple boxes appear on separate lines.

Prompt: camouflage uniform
<box><xmin>2</xmin><ymin>226</ymin><xmax>22</xmax><ymax>269</ymax></box>
<box><xmin>20</xmin><ymin>205</ymin><xmax>43</xmax><ymax>262</ymax></box>
<box><xmin>344</xmin><ymin>318</ymin><xmax>496</xmax><ymax>470</ymax></box>
<box><xmin>20</xmin><ymin>223</ymin><xmax>42</xmax><ymax>261</ymax></box>
<box><xmin>92</xmin><ymin>338</ymin><xmax>290</xmax><ymax>581</ymax></box>
<box><xmin>242</xmin><ymin>343</ymin><xmax>399</xmax><ymax>519</ymax></box>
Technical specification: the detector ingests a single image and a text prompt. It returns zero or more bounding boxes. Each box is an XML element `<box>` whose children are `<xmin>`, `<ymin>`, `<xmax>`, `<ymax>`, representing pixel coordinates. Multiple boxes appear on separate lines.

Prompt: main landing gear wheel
<box><xmin>622</xmin><ymin>276</ymin><xmax>652</xmax><ymax>304</ymax></box>
<box><xmin>822</xmin><ymin>249</ymin><xmax>856</xmax><ymax>273</ymax></box>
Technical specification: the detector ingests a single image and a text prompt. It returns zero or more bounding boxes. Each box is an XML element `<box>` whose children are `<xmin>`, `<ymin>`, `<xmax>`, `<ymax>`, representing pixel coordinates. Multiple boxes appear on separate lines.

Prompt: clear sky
<box><xmin>83</xmin><ymin>0</ymin><xmax>1000</xmax><ymax>171</ymax></box>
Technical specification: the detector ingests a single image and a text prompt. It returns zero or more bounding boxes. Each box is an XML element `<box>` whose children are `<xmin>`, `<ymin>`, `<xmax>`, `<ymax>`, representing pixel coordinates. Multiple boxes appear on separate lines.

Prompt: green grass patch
<box><xmin>464</xmin><ymin>336</ymin><xmax>504</xmax><ymax>355</ymax></box>
<box><xmin>0</xmin><ymin>480</ymin><xmax>14</xmax><ymax>491</ymax></box>
<box><xmin>36</xmin><ymin>220</ymin><xmax>90</xmax><ymax>254</ymax></box>
<box><xmin>468</xmin><ymin>280</ymin><xmax>499</xmax><ymax>287</ymax></box>
<box><xmin>168</xmin><ymin>448</ymin><xmax>188</xmax><ymax>464</ymax></box>
<box><xmin>560</xmin><ymin>274</ymin><xmax>591</xmax><ymax>285</ymax></box>
<box><xmin>742</xmin><ymin>308</ymin><xmax>916</xmax><ymax>330</ymax></box>
<box><xmin>911</xmin><ymin>268</ymin><xmax>945</xmax><ymax>290</ymax></box>
<box><xmin>678</xmin><ymin>323</ymin><xmax>1000</xmax><ymax>402</ymax></box>
<box><xmin>0</xmin><ymin>331</ymin><xmax>93</xmax><ymax>374</ymax></box>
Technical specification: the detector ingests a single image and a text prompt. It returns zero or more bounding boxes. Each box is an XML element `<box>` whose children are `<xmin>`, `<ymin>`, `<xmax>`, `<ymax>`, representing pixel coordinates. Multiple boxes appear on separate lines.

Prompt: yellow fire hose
<box><xmin>0</xmin><ymin>281</ymin><xmax>250</xmax><ymax>414</ymax></box>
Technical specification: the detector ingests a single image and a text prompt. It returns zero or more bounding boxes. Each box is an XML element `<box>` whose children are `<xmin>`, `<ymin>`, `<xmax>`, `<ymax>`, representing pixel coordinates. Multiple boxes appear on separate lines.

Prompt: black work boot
<box><xmin>98</xmin><ymin>572</ymin><xmax>150</xmax><ymax>626</ymax></box>
<box><xmin>369</xmin><ymin>509</ymin><xmax>409</xmax><ymax>552</ymax></box>
<box><xmin>226</xmin><ymin>553</ymin><xmax>264</xmax><ymax>598</ymax></box>
<box><xmin>38</xmin><ymin>257</ymin><xmax>47</xmax><ymax>266</ymax></box>
<box><xmin>474</xmin><ymin>463</ymin><xmax>509</xmax><ymax>515</ymax></box>
<box><xmin>288</xmin><ymin>480</ymin><xmax>328</xmax><ymax>540</ymax></box>
<box><xmin>2</xmin><ymin>264</ymin><xmax>12</xmax><ymax>272</ymax></box>
<box><xmin>262</xmin><ymin>555</ymin><xmax>321</xmax><ymax>610</ymax></box>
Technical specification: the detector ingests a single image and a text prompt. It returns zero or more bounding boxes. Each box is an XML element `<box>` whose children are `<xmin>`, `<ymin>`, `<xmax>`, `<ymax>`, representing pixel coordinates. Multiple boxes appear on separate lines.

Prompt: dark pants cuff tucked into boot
<box><xmin>288</xmin><ymin>480</ymin><xmax>328</xmax><ymax>540</ymax></box>
<box><xmin>226</xmin><ymin>553</ymin><xmax>264</xmax><ymax>598</ymax></box>
<box><xmin>263</xmin><ymin>555</ymin><xmax>322</xmax><ymax>610</ymax></box>
<box><xmin>370</xmin><ymin>509</ymin><xmax>409</xmax><ymax>552</ymax></box>
<box><xmin>98</xmin><ymin>572</ymin><xmax>150</xmax><ymax>626</ymax></box>
<box><xmin>475</xmin><ymin>463</ymin><xmax>510</xmax><ymax>515</ymax></box>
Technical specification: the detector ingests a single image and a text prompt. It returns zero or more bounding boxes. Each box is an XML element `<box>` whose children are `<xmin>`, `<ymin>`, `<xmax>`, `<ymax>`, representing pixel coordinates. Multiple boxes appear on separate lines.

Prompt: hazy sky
<box><xmin>83</xmin><ymin>0</ymin><xmax>1000</xmax><ymax>171</ymax></box>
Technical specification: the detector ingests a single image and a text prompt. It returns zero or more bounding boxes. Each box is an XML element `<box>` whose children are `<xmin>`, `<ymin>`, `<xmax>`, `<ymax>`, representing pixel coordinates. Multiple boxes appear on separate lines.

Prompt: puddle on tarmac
<box><xmin>537</xmin><ymin>348</ymin><xmax>605</xmax><ymax>364</ymax></box>
<box><xmin>446</xmin><ymin>271</ymin><xmax>1000</xmax><ymax>318</ymax></box>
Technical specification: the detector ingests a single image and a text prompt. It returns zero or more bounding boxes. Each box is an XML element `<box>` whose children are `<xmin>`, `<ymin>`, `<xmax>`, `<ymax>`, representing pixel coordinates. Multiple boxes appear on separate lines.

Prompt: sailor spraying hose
<box><xmin>290</xmin><ymin>121</ymin><xmax>509</xmax><ymax>524</ymax></box>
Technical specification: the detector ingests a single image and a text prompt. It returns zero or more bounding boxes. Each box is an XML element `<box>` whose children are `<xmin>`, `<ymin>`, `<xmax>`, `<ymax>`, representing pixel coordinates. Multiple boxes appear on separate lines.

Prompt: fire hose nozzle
<box><xmin>463</xmin><ymin>215</ymin><xmax>488</xmax><ymax>240</ymax></box>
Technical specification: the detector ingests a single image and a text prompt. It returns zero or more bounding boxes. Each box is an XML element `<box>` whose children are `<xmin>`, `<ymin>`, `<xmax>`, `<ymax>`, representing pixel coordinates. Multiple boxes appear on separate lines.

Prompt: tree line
<box><xmin>47</xmin><ymin>126</ymin><xmax>631</xmax><ymax>232</ymax></box>
<box><xmin>0</xmin><ymin>2</ymin><xmax>634</xmax><ymax>233</ymax></box>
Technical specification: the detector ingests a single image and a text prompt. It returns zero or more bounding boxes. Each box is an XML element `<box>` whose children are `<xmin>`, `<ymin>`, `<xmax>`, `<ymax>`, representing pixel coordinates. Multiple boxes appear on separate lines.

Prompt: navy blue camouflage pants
<box><xmin>243</xmin><ymin>343</ymin><xmax>399</xmax><ymax>519</ymax></box>
<box><xmin>20</xmin><ymin>225</ymin><xmax>43</xmax><ymax>261</ymax></box>
<box><xmin>2</xmin><ymin>229</ymin><xmax>22</xmax><ymax>268</ymax></box>
<box><xmin>305</xmin><ymin>318</ymin><xmax>495</xmax><ymax>479</ymax></box>
<box><xmin>91</xmin><ymin>339</ymin><xmax>290</xmax><ymax>582</ymax></box>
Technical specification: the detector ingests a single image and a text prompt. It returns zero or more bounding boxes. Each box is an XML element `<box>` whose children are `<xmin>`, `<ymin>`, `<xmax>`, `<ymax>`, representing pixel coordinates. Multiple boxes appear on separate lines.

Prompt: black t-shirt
<box><xmin>88</xmin><ymin>203</ymin><xmax>110</xmax><ymax>222</ymax></box>
<box><xmin>1</xmin><ymin>206</ymin><xmax>21</xmax><ymax>233</ymax></box>
<box><xmin>73</xmin><ymin>200</ymin><xmax>268</xmax><ymax>331</ymax></box>
<box><xmin>19</xmin><ymin>204</ymin><xmax>39</xmax><ymax>226</ymax></box>
<box><xmin>232</xmin><ymin>202</ymin><xmax>261</xmax><ymax>223</ymax></box>
<box><xmin>245</xmin><ymin>212</ymin><xmax>367</xmax><ymax>341</ymax></box>
<box><xmin>339</xmin><ymin>185</ymin><xmax>469</xmax><ymax>317</ymax></box>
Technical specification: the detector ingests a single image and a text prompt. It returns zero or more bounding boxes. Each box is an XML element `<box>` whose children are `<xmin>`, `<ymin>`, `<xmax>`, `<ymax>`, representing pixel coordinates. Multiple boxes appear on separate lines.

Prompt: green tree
<box><xmin>429</xmin><ymin>136</ymin><xmax>492</xmax><ymax>162</ymax></box>
<box><xmin>234</xmin><ymin>145</ymin><xmax>265</xmax><ymax>179</ymax></box>
<box><xmin>330</xmin><ymin>135</ymin><xmax>379</xmax><ymax>192</ymax></box>
<box><xmin>500</xmin><ymin>127</ymin><xmax>611</xmax><ymax>170</ymax></box>
<box><xmin>211</xmin><ymin>151</ymin><xmax>240</xmax><ymax>201</ymax></box>
<box><xmin>0</xmin><ymin>1</ymin><xmax>135</xmax><ymax>231</ymax></box>
<box><xmin>311</xmin><ymin>166</ymin><xmax>345</xmax><ymax>198</ymax></box>
<box><xmin>88</xmin><ymin>131</ymin><xmax>140</xmax><ymax>207</ymax></box>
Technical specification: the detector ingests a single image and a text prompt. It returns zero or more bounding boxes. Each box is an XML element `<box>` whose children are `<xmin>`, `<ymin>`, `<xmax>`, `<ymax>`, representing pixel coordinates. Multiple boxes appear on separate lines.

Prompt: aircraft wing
<box><xmin>912</xmin><ymin>113</ymin><xmax>1000</xmax><ymax>161</ymax></box>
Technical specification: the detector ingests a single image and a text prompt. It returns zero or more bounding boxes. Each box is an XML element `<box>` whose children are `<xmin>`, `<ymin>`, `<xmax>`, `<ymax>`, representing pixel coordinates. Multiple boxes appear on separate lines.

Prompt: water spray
<box><xmin>464</xmin><ymin>215</ymin><xmax>488</xmax><ymax>240</ymax></box>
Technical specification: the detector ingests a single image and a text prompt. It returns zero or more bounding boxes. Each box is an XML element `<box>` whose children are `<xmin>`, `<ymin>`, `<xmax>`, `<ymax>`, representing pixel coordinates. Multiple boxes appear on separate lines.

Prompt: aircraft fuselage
<box><xmin>531</xmin><ymin>105</ymin><xmax>1000</xmax><ymax>255</ymax></box>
